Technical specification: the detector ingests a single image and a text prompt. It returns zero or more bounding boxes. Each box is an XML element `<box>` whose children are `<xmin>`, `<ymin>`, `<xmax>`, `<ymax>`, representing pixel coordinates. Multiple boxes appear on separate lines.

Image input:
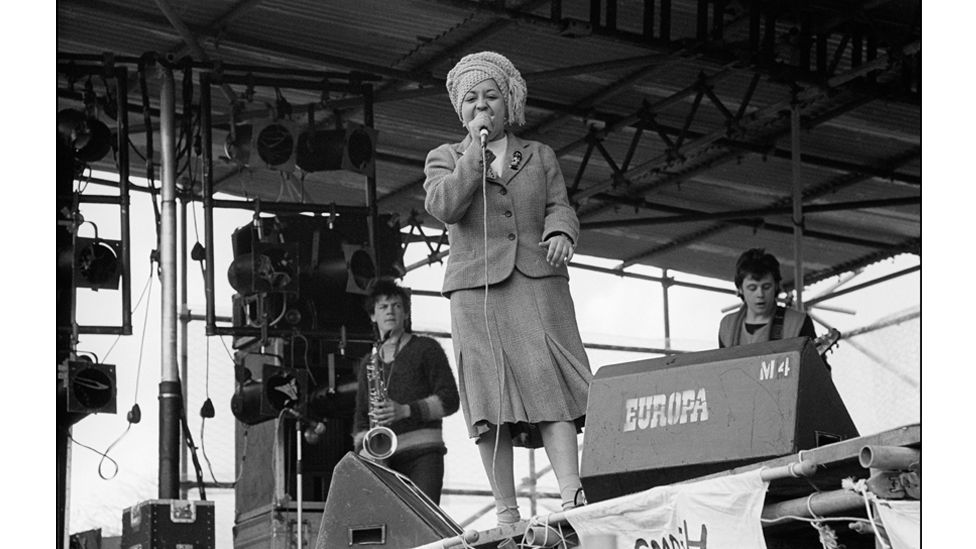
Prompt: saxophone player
<box><xmin>352</xmin><ymin>278</ymin><xmax>460</xmax><ymax>504</ymax></box>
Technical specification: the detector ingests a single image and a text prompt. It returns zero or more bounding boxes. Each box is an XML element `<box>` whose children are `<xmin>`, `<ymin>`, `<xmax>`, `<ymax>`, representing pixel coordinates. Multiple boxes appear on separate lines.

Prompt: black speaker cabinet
<box><xmin>315</xmin><ymin>453</ymin><xmax>462</xmax><ymax>549</ymax></box>
<box><xmin>234</xmin><ymin>415</ymin><xmax>352</xmax><ymax>519</ymax></box>
<box><xmin>581</xmin><ymin>337</ymin><xmax>859</xmax><ymax>502</ymax></box>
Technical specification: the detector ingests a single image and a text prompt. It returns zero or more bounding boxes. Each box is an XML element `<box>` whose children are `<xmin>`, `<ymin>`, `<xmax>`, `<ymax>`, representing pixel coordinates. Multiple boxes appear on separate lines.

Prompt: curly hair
<box><xmin>363</xmin><ymin>277</ymin><xmax>411</xmax><ymax>319</ymax></box>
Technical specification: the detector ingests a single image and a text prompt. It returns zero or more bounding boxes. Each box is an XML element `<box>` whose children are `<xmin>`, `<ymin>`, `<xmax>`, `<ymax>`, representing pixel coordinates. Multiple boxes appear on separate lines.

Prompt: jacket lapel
<box><xmin>503</xmin><ymin>134</ymin><xmax>533</xmax><ymax>186</ymax></box>
<box><xmin>451</xmin><ymin>135</ymin><xmax>501</xmax><ymax>180</ymax></box>
<box><xmin>450</xmin><ymin>133</ymin><xmax>532</xmax><ymax>185</ymax></box>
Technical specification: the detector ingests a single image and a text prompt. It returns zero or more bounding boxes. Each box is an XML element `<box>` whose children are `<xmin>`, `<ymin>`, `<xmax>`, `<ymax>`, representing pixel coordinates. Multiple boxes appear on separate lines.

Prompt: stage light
<box><xmin>295</xmin><ymin>123</ymin><xmax>376</xmax><ymax>176</ymax></box>
<box><xmin>295</xmin><ymin>129</ymin><xmax>345</xmax><ymax>172</ymax></box>
<box><xmin>226</xmin><ymin>242</ymin><xmax>300</xmax><ymax>296</ymax></box>
<box><xmin>261</xmin><ymin>364</ymin><xmax>309</xmax><ymax>416</ymax></box>
<box><xmin>224</xmin><ymin>123</ymin><xmax>253</xmax><ymax>166</ymax></box>
<box><xmin>253</xmin><ymin>118</ymin><xmax>298</xmax><ymax>171</ymax></box>
<box><xmin>226</xmin><ymin>118</ymin><xmax>302</xmax><ymax>172</ymax></box>
<box><xmin>342</xmin><ymin>123</ymin><xmax>377</xmax><ymax>177</ymax></box>
<box><xmin>57</xmin><ymin>109</ymin><xmax>91</xmax><ymax>151</ymax></box>
<box><xmin>75</xmin><ymin>117</ymin><xmax>112</xmax><ymax>163</ymax></box>
<box><xmin>230</xmin><ymin>361</ymin><xmax>314</xmax><ymax>426</ymax></box>
<box><xmin>230</xmin><ymin>377</ymin><xmax>267</xmax><ymax>426</ymax></box>
<box><xmin>225</xmin><ymin>115</ymin><xmax>377</xmax><ymax>176</ymax></box>
<box><xmin>57</xmin><ymin>108</ymin><xmax>112</xmax><ymax>164</ymax></box>
<box><xmin>62</xmin><ymin>359</ymin><xmax>117</xmax><ymax>425</ymax></box>
<box><xmin>343</xmin><ymin>243</ymin><xmax>376</xmax><ymax>295</ymax></box>
<box><xmin>227</xmin><ymin>213</ymin><xmax>403</xmax><ymax>336</ymax></box>
<box><xmin>74</xmin><ymin>237</ymin><xmax>122</xmax><ymax>290</ymax></box>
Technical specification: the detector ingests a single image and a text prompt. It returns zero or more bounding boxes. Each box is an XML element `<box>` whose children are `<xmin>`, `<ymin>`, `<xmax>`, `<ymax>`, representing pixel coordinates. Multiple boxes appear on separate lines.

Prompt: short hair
<box><xmin>734</xmin><ymin>248</ymin><xmax>782</xmax><ymax>291</ymax></box>
<box><xmin>363</xmin><ymin>278</ymin><xmax>411</xmax><ymax>317</ymax></box>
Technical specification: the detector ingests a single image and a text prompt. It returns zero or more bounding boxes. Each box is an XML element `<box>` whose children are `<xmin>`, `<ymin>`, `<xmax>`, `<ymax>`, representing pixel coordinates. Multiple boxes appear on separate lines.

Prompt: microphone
<box><xmin>303</xmin><ymin>421</ymin><xmax>327</xmax><ymax>444</ymax></box>
<box><xmin>479</xmin><ymin>126</ymin><xmax>489</xmax><ymax>147</ymax></box>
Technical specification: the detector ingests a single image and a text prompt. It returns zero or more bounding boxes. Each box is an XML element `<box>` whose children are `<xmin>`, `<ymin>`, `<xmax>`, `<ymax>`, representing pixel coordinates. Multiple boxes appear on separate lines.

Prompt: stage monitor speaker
<box><xmin>580</xmin><ymin>337</ymin><xmax>859</xmax><ymax>502</ymax></box>
<box><xmin>315</xmin><ymin>452</ymin><xmax>462</xmax><ymax>549</ymax></box>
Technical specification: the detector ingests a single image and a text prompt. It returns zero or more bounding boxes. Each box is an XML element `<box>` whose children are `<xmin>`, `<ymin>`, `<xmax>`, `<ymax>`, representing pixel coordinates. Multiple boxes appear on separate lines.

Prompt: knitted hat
<box><xmin>445</xmin><ymin>51</ymin><xmax>527</xmax><ymax>126</ymax></box>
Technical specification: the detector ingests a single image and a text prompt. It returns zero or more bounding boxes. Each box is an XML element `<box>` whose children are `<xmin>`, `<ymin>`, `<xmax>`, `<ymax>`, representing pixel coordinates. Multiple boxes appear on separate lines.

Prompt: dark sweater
<box><xmin>353</xmin><ymin>336</ymin><xmax>460</xmax><ymax>453</ymax></box>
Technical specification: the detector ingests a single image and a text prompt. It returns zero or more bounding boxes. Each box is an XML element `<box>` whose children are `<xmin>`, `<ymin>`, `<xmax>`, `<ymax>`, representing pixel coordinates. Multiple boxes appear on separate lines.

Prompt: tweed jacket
<box><xmin>424</xmin><ymin>132</ymin><xmax>580</xmax><ymax>294</ymax></box>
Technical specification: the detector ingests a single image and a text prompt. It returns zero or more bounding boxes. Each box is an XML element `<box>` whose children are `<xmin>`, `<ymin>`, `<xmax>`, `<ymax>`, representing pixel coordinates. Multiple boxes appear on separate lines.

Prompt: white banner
<box><xmin>876</xmin><ymin>500</ymin><xmax>920</xmax><ymax>549</ymax></box>
<box><xmin>562</xmin><ymin>470</ymin><xmax>769</xmax><ymax>549</ymax></box>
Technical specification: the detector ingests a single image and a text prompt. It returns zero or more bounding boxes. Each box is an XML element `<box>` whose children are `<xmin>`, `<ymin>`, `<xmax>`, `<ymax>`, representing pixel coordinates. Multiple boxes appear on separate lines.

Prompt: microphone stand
<box><xmin>283</xmin><ymin>407</ymin><xmax>314</xmax><ymax>548</ymax></box>
<box><xmin>295</xmin><ymin>419</ymin><xmax>304</xmax><ymax>549</ymax></box>
<box><xmin>285</xmin><ymin>405</ymin><xmax>328</xmax><ymax>547</ymax></box>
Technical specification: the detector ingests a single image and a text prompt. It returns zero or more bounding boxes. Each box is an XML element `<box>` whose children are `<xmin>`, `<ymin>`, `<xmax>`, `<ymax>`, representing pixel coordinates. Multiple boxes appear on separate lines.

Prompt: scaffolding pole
<box><xmin>791</xmin><ymin>99</ymin><xmax>805</xmax><ymax>310</ymax></box>
<box><xmin>662</xmin><ymin>269</ymin><xmax>672</xmax><ymax>351</ymax></box>
<box><xmin>179</xmin><ymin>194</ymin><xmax>189</xmax><ymax>498</ymax></box>
<box><xmin>158</xmin><ymin>64</ymin><xmax>182</xmax><ymax>499</ymax></box>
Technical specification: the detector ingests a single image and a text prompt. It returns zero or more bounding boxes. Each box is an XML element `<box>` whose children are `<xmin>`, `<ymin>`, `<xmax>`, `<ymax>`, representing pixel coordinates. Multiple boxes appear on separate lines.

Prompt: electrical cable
<box><xmin>270</xmin><ymin>409</ymin><xmax>289</xmax><ymax>507</ymax></box>
<box><xmin>217</xmin><ymin>333</ymin><xmax>237</xmax><ymax>364</ymax></box>
<box><xmin>235</xmin><ymin>426</ymin><xmax>249</xmax><ymax>484</ymax></box>
<box><xmin>290</xmin><ymin>332</ymin><xmax>317</xmax><ymax>386</ymax></box>
<box><xmin>137</xmin><ymin>54</ymin><xmax>163</xmax><ymax>248</ymax></box>
<box><xmin>75</xmin><ymin>351</ymin><xmax>101</xmax><ymax>364</ymax></box>
<box><xmin>198</xmin><ymin>419</ymin><xmax>221</xmax><ymax>485</ymax></box>
<box><xmin>132</xmin><ymin>257</ymin><xmax>155</xmax><ymax>405</ymax></box>
<box><xmin>268</xmin><ymin>296</ymin><xmax>289</xmax><ymax>328</ymax></box>
<box><xmin>197</xmin><ymin>323</ymin><xmax>223</xmax><ymax>485</ymax></box>
<box><xmin>68</xmin><ymin>432</ymin><xmax>121</xmax><ymax>481</ymax></box>
<box><xmin>104</xmin><ymin>269</ymin><xmax>153</xmax><ymax>362</ymax></box>
<box><xmin>179</xmin><ymin>59</ymin><xmax>193</xmax><ymax>177</ymax></box>
<box><xmin>479</xmin><ymin>137</ymin><xmax>508</xmax><ymax>518</ymax></box>
<box><xmin>274</xmin><ymin>171</ymin><xmax>288</xmax><ymax>202</ymax></box>
<box><xmin>77</xmin><ymin>166</ymin><xmax>93</xmax><ymax>194</ymax></box>
<box><xmin>187</xmin><ymin>198</ymin><xmax>230</xmax><ymax>487</ymax></box>
<box><xmin>70</xmin><ymin>261</ymin><xmax>155</xmax><ymax>483</ymax></box>
<box><xmin>176</xmin><ymin>387</ymin><xmax>208</xmax><ymax>500</ymax></box>
<box><xmin>760</xmin><ymin>515</ymin><xmax>875</xmax><ymax>525</ymax></box>
<box><xmin>126</xmin><ymin>136</ymin><xmax>148</xmax><ymax>162</ymax></box>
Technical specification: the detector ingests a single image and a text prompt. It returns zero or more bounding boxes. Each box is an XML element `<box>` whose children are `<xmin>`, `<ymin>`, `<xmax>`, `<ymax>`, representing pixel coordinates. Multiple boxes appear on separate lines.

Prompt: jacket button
<box><xmin>507</xmin><ymin>233</ymin><xmax>516</xmax><ymax>241</ymax></box>
<box><xmin>499</xmin><ymin>188</ymin><xmax>507</xmax><ymax>195</ymax></box>
<box><xmin>504</xmin><ymin>210</ymin><xmax>512</xmax><ymax>217</ymax></box>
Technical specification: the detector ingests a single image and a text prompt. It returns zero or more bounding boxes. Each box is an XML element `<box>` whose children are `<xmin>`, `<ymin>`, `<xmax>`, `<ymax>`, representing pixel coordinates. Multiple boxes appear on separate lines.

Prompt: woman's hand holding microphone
<box><xmin>468</xmin><ymin>112</ymin><xmax>493</xmax><ymax>146</ymax></box>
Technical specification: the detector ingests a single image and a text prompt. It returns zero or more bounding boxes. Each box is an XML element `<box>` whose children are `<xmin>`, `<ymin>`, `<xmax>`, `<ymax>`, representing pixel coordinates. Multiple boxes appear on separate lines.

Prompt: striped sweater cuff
<box><xmin>409</xmin><ymin>395</ymin><xmax>445</xmax><ymax>421</ymax></box>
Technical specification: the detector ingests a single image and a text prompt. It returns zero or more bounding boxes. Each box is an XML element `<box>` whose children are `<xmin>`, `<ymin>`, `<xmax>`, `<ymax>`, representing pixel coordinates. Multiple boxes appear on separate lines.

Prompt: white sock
<box><xmin>558</xmin><ymin>475</ymin><xmax>583</xmax><ymax>510</ymax></box>
<box><xmin>495</xmin><ymin>496</ymin><xmax>520</xmax><ymax>524</ymax></box>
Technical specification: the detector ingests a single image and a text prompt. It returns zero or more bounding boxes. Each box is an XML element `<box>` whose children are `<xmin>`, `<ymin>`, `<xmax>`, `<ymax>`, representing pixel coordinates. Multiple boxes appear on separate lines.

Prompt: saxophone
<box><xmin>362</xmin><ymin>341</ymin><xmax>398</xmax><ymax>461</ymax></box>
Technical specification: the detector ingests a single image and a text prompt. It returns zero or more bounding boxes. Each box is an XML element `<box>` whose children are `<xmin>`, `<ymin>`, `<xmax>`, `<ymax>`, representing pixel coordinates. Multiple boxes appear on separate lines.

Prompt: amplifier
<box><xmin>580</xmin><ymin>337</ymin><xmax>859</xmax><ymax>502</ymax></box>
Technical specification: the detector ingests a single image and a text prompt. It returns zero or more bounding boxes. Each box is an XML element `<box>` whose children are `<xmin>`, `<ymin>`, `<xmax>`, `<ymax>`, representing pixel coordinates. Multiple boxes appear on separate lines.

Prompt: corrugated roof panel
<box><xmin>57</xmin><ymin>0</ymin><xmax>921</xmax><ymax>284</ymax></box>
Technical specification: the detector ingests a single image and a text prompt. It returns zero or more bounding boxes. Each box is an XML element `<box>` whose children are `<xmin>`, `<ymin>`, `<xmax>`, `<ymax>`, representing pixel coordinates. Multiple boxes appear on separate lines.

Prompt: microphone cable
<box><xmin>480</xmin><ymin>137</ymin><xmax>507</xmax><ymax>506</ymax></box>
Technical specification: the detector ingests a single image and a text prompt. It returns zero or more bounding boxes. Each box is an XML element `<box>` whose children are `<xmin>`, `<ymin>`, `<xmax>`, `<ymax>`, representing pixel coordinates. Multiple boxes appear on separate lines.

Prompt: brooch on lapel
<box><xmin>509</xmin><ymin>151</ymin><xmax>522</xmax><ymax>171</ymax></box>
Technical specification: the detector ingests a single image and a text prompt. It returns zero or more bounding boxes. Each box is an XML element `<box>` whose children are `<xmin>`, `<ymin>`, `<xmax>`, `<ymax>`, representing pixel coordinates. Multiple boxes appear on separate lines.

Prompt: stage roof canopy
<box><xmin>57</xmin><ymin>0</ymin><xmax>921</xmax><ymax>286</ymax></box>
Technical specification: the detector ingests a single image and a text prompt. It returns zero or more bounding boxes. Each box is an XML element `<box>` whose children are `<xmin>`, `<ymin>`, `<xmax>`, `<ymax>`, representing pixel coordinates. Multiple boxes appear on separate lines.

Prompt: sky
<box><xmin>15</xmin><ymin>4</ymin><xmax>967</xmax><ymax>547</ymax></box>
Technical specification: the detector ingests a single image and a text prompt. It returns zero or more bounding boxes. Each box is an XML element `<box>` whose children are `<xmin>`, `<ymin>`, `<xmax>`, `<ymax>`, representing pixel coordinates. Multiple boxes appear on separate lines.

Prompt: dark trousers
<box><xmin>389</xmin><ymin>446</ymin><xmax>446</xmax><ymax>505</ymax></box>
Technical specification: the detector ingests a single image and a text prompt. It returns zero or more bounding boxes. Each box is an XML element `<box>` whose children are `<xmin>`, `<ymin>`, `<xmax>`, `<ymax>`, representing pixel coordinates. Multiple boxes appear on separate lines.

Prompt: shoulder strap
<box><xmin>729</xmin><ymin>306</ymin><xmax>748</xmax><ymax>347</ymax></box>
<box><xmin>770</xmin><ymin>306</ymin><xmax>786</xmax><ymax>341</ymax></box>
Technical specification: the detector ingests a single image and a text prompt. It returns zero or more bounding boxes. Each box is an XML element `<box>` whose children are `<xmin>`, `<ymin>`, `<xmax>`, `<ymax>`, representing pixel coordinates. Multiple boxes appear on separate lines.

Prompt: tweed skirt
<box><xmin>449</xmin><ymin>270</ymin><xmax>592</xmax><ymax>448</ymax></box>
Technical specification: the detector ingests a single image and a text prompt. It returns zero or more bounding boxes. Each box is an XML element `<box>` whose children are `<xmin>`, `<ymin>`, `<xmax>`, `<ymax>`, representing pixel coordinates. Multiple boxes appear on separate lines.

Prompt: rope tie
<box><xmin>804</xmin><ymin>493</ymin><xmax>840</xmax><ymax>549</ymax></box>
<box><xmin>458</xmin><ymin>533</ymin><xmax>478</xmax><ymax>549</ymax></box>
<box><xmin>842</xmin><ymin>477</ymin><xmax>891</xmax><ymax>549</ymax></box>
<box><xmin>520</xmin><ymin>514</ymin><xmax>570</xmax><ymax>549</ymax></box>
